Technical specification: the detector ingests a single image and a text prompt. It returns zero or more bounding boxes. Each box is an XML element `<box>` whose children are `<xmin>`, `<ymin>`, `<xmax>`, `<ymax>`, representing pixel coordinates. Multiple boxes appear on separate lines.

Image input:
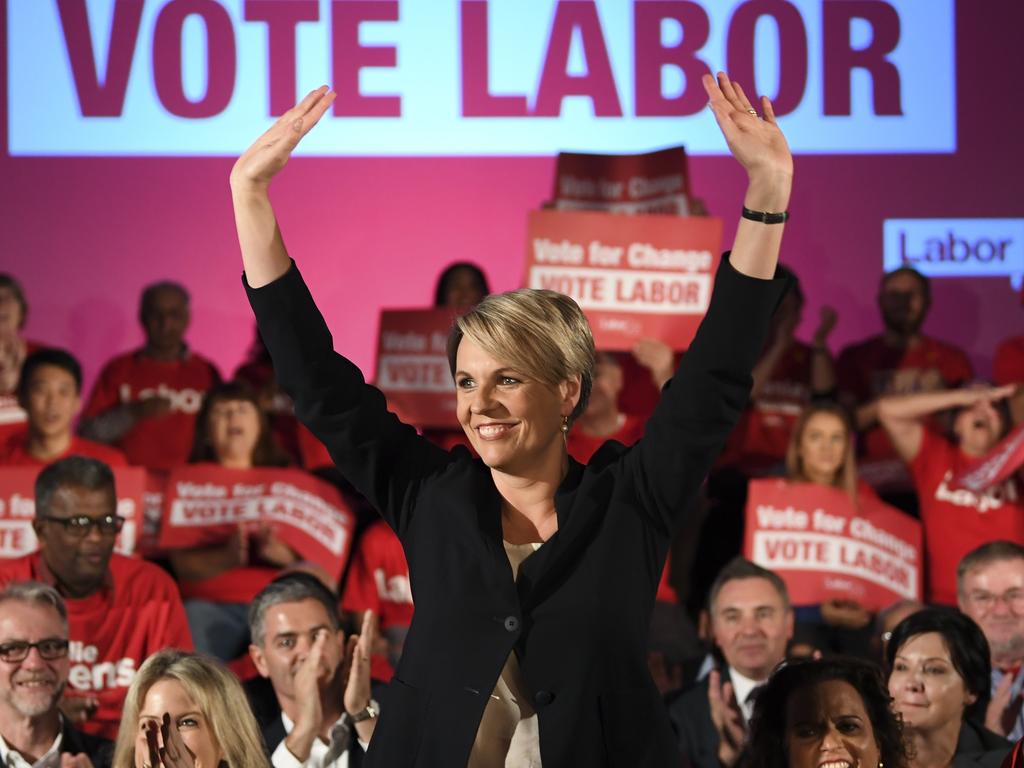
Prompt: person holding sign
<box><xmin>878</xmin><ymin>383</ymin><xmax>1021</xmax><ymax>605</ymax></box>
<box><xmin>168</xmin><ymin>381</ymin><xmax>296</xmax><ymax>663</ymax></box>
<box><xmin>231</xmin><ymin>71</ymin><xmax>793</xmax><ymax>766</ymax></box>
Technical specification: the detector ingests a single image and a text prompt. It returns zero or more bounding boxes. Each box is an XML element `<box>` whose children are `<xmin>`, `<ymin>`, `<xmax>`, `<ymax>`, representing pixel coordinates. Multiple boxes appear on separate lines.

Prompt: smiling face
<box><xmin>0</xmin><ymin>601</ymin><xmax>68</xmax><ymax>719</ymax></box>
<box><xmin>786</xmin><ymin>680</ymin><xmax>880</xmax><ymax>768</ymax></box>
<box><xmin>21</xmin><ymin>363</ymin><xmax>79</xmax><ymax>441</ymax></box>
<box><xmin>888</xmin><ymin>632</ymin><xmax>975</xmax><ymax>733</ymax></box>
<box><xmin>797</xmin><ymin>412</ymin><xmax>849</xmax><ymax>485</ymax></box>
<box><xmin>206</xmin><ymin>398</ymin><xmax>261</xmax><ymax>468</ymax></box>
<box><xmin>135</xmin><ymin>679</ymin><xmax>221</xmax><ymax>768</ymax></box>
<box><xmin>959</xmin><ymin>559</ymin><xmax>1024</xmax><ymax>664</ymax></box>
<box><xmin>454</xmin><ymin>336</ymin><xmax>579</xmax><ymax>475</ymax></box>
<box><xmin>711</xmin><ymin>577</ymin><xmax>793</xmax><ymax>680</ymax></box>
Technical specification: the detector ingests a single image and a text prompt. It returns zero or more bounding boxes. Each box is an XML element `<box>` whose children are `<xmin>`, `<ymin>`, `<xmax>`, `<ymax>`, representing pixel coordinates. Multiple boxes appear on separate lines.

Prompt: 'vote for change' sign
<box><xmin>375</xmin><ymin>308</ymin><xmax>459</xmax><ymax>429</ymax></box>
<box><xmin>744</xmin><ymin>479</ymin><xmax>922</xmax><ymax>610</ymax></box>
<box><xmin>525</xmin><ymin>210</ymin><xmax>722</xmax><ymax>350</ymax></box>
<box><xmin>0</xmin><ymin>467</ymin><xmax>145</xmax><ymax>558</ymax></box>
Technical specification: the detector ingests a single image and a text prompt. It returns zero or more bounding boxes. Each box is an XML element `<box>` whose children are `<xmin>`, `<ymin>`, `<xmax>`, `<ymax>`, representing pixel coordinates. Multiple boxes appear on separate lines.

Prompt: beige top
<box><xmin>467</xmin><ymin>541</ymin><xmax>544</xmax><ymax>768</ymax></box>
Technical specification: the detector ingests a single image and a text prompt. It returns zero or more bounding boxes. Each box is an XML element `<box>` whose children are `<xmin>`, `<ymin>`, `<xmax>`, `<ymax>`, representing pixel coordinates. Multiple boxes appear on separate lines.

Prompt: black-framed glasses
<box><xmin>39</xmin><ymin>514</ymin><xmax>124</xmax><ymax>537</ymax></box>
<box><xmin>0</xmin><ymin>639</ymin><xmax>69</xmax><ymax>662</ymax></box>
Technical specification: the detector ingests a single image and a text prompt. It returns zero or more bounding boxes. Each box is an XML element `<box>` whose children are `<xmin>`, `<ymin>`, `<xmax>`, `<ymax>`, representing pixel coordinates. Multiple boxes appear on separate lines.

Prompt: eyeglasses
<box><xmin>966</xmin><ymin>590</ymin><xmax>1024</xmax><ymax>613</ymax></box>
<box><xmin>39</xmin><ymin>515</ymin><xmax>124</xmax><ymax>537</ymax></box>
<box><xmin>0</xmin><ymin>639</ymin><xmax>69</xmax><ymax>663</ymax></box>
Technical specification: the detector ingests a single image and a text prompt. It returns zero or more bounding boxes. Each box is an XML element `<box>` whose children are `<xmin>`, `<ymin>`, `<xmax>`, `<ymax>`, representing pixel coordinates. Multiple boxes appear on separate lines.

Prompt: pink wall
<box><xmin>3</xmin><ymin>1</ymin><xmax>1021</xmax><ymax>400</ymax></box>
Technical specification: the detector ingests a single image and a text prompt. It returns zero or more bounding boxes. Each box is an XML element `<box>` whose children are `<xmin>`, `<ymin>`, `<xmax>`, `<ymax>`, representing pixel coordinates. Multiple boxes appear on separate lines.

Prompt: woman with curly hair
<box><xmin>745</xmin><ymin>657</ymin><xmax>910</xmax><ymax>768</ymax></box>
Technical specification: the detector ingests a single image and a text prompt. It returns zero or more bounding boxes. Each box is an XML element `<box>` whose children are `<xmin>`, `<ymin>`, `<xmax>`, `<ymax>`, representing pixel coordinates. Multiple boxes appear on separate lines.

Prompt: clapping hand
<box><xmin>708</xmin><ymin>668</ymin><xmax>747</xmax><ymax>767</ymax></box>
<box><xmin>142</xmin><ymin>714</ymin><xmax>194</xmax><ymax>768</ymax></box>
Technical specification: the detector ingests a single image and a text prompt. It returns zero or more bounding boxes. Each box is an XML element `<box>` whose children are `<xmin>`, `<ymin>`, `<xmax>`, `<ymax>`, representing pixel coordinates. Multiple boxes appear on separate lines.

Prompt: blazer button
<box><xmin>534</xmin><ymin>690</ymin><xmax>554</xmax><ymax>706</ymax></box>
<box><xmin>503</xmin><ymin>616</ymin><xmax>519</xmax><ymax>632</ymax></box>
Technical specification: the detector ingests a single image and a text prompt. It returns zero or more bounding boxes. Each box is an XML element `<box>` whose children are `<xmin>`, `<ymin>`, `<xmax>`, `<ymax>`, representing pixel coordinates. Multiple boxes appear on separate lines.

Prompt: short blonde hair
<box><xmin>447</xmin><ymin>289</ymin><xmax>595</xmax><ymax>422</ymax></box>
<box><xmin>112</xmin><ymin>650</ymin><xmax>267</xmax><ymax>768</ymax></box>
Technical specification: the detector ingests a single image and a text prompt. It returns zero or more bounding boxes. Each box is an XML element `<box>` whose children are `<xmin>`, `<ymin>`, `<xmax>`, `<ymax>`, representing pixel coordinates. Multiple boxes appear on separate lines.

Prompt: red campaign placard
<box><xmin>0</xmin><ymin>467</ymin><xmax>144</xmax><ymax>558</ymax></box>
<box><xmin>952</xmin><ymin>423</ymin><xmax>1024</xmax><ymax>493</ymax></box>
<box><xmin>524</xmin><ymin>209</ymin><xmax>722</xmax><ymax>350</ymax></box>
<box><xmin>552</xmin><ymin>146</ymin><xmax>692</xmax><ymax>214</ymax></box>
<box><xmin>158</xmin><ymin>465</ymin><xmax>355</xmax><ymax>582</ymax></box>
<box><xmin>743</xmin><ymin>479</ymin><xmax>923</xmax><ymax>611</ymax></box>
<box><xmin>375</xmin><ymin>308</ymin><xmax>459</xmax><ymax>429</ymax></box>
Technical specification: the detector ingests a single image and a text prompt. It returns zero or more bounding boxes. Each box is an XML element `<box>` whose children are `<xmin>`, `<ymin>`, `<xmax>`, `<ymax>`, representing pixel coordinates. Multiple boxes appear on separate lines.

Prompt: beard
<box><xmin>988</xmin><ymin>630</ymin><xmax>1024</xmax><ymax>662</ymax></box>
<box><xmin>3</xmin><ymin>677</ymin><xmax>64</xmax><ymax>718</ymax></box>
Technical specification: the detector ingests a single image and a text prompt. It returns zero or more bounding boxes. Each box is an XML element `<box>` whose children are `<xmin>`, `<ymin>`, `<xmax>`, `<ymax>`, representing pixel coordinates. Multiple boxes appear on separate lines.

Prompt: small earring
<box><xmin>560</xmin><ymin>415</ymin><xmax>569</xmax><ymax>434</ymax></box>
<box><xmin>879</xmin><ymin>761</ymin><xmax>884</xmax><ymax>768</ymax></box>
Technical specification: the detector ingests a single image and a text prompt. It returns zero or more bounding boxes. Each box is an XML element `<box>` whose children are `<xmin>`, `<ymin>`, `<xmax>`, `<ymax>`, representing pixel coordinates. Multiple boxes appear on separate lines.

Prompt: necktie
<box><xmin>321</xmin><ymin>717</ymin><xmax>352</xmax><ymax>767</ymax></box>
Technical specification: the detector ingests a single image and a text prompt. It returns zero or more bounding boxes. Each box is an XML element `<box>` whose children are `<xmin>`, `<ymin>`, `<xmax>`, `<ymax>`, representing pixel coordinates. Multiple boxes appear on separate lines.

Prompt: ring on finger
<box><xmin>746</xmin><ymin>108</ymin><xmax>757</xmax><ymax>116</ymax></box>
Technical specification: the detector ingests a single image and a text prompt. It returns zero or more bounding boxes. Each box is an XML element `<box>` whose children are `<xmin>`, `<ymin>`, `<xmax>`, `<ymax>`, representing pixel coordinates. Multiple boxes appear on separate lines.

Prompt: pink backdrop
<box><xmin>3</xmin><ymin>1</ymin><xmax>1021</xmax><ymax>399</ymax></box>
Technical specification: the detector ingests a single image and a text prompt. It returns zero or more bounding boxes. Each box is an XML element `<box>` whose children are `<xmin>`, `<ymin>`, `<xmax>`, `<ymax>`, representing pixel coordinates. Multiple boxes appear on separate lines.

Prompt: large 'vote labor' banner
<box><xmin>0</xmin><ymin>468</ymin><xmax>144</xmax><ymax>558</ymax></box>
<box><xmin>525</xmin><ymin>209</ymin><xmax>721</xmax><ymax>350</ymax></box>
<box><xmin>551</xmin><ymin>147</ymin><xmax>692</xmax><ymax>215</ymax></box>
<box><xmin>953</xmin><ymin>423</ymin><xmax>1024</xmax><ymax>493</ymax></box>
<box><xmin>744</xmin><ymin>480</ymin><xmax>922</xmax><ymax>610</ymax></box>
<box><xmin>159</xmin><ymin>465</ymin><xmax>355</xmax><ymax>581</ymax></box>
<box><xmin>375</xmin><ymin>309</ymin><xmax>458</xmax><ymax>429</ymax></box>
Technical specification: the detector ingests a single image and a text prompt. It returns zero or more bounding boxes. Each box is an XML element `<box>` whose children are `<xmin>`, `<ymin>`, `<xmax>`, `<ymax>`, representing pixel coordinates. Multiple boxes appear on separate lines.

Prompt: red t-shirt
<box><xmin>567</xmin><ymin>414</ymin><xmax>647</xmax><ymax>464</ymax></box>
<box><xmin>0</xmin><ymin>433</ymin><xmax>128</xmax><ymax>467</ymax></box>
<box><xmin>837</xmin><ymin>335</ymin><xmax>973</xmax><ymax>463</ymax></box>
<box><xmin>995</xmin><ymin>336</ymin><xmax>1024</xmax><ymax>385</ymax></box>
<box><xmin>910</xmin><ymin>429</ymin><xmax>1024</xmax><ymax>605</ymax></box>
<box><xmin>0</xmin><ymin>552</ymin><xmax>193</xmax><ymax>739</ymax></box>
<box><xmin>342</xmin><ymin>520</ymin><xmax>412</xmax><ymax>681</ymax></box>
<box><xmin>82</xmin><ymin>350</ymin><xmax>220</xmax><ymax>470</ymax></box>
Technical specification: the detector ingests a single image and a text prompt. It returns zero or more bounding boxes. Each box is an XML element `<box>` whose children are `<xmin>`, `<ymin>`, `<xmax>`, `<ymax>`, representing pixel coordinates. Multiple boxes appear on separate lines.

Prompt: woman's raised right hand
<box><xmin>229</xmin><ymin>86</ymin><xmax>336</xmax><ymax>190</ymax></box>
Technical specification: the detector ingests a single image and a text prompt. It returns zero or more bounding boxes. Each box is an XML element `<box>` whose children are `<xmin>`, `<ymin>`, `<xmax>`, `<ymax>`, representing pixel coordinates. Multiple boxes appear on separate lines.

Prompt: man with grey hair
<box><xmin>247</xmin><ymin>573</ymin><xmax>376</xmax><ymax>768</ymax></box>
<box><xmin>0</xmin><ymin>582</ymin><xmax>111</xmax><ymax>768</ymax></box>
<box><xmin>958</xmin><ymin>540</ymin><xmax>1024</xmax><ymax>740</ymax></box>
<box><xmin>669</xmin><ymin>557</ymin><xmax>793</xmax><ymax>768</ymax></box>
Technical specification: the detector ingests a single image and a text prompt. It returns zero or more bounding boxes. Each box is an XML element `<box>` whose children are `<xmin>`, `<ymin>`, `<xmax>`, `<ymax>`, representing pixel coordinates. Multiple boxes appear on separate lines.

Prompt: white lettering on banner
<box><xmin>118</xmin><ymin>384</ymin><xmax>203</xmax><ymax>414</ymax></box>
<box><xmin>169</xmin><ymin>498</ymin><xmax>260</xmax><ymax>526</ymax></box>
<box><xmin>381</xmin><ymin>332</ymin><xmax>427</xmax><ymax>353</ymax></box>
<box><xmin>374</xmin><ymin>569</ymin><xmax>413</xmax><ymax>605</ymax></box>
<box><xmin>378</xmin><ymin>355</ymin><xmax>453</xmax><ymax>393</ymax></box>
<box><xmin>8</xmin><ymin>1</ymin><xmax>955</xmax><ymax>156</ymax></box>
<box><xmin>68</xmin><ymin>658</ymin><xmax>137</xmax><ymax>691</ymax></box>
<box><xmin>529</xmin><ymin>266</ymin><xmax>710</xmax><ymax>314</ymax></box>
<box><xmin>934</xmin><ymin>470</ymin><xmax>1018</xmax><ymax>513</ymax></box>
<box><xmin>754</xmin><ymin>503</ymin><xmax>917</xmax><ymax>561</ymax></box>
<box><xmin>883</xmin><ymin>219</ymin><xmax>1024</xmax><ymax>290</ymax></box>
<box><xmin>751</xmin><ymin>531</ymin><xmax>917</xmax><ymax>600</ymax></box>
<box><xmin>4</xmin><ymin>494</ymin><xmax>35</xmax><ymax>519</ymax></box>
<box><xmin>175</xmin><ymin>481</ymin><xmax>228</xmax><ymax>499</ymax></box>
<box><xmin>0</xmin><ymin>521</ymin><xmax>35</xmax><ymax>557</ymax></box>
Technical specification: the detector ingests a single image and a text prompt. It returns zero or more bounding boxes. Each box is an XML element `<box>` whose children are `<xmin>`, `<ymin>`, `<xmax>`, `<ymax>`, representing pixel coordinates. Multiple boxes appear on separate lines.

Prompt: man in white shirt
<box><xmin>669</xmin><ymin>557</ymin><xmax>793</xmax><ymax>768</ymax></box>
<box><xmin>0</xmin><ymin>582</ymin><xmax>111</xmax><ymax>768</ymax></box>
<box><xmin>248</xmin><ymin>574</ymin><xmax>377</xmax><ymax>768</ymax></box>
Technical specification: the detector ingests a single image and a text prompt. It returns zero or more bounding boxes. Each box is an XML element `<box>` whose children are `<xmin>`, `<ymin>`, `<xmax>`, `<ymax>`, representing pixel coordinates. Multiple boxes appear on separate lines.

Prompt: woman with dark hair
<box><xmin>0</xmin><ymin>273</ymin><xmax>42</xmax><ymax>445</ymax></box>
<box><xmin>745</xmin><ymin>657</ymin><xmax>909</xmax><ymax>768</ymax></box>
<box><xmin>170</xmin><ymin>381</ymin><xmax>298</xmax><ymax>661</ymax></box>
<box><xmin>433</xmin><ymin>261</ymin><xmax>490</xmax><ymax>310</ymax></box>
<box><xmin>887</xmin><ymin>608</ymin><xmax>1012</xmax><ymax>768</ymax></box>
<box><xmin>878</xmin><ymin>384</ymin><xmax>1020</xmax><ymax>604</ymax></box>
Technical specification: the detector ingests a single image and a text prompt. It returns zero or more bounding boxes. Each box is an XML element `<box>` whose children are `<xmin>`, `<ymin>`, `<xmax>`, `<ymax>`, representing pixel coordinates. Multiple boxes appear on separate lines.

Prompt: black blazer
<box><xmin>60</xmin><ymin>720</ymin><xmax>113</xmax><ymax>768</ymax></box>
<box><xmin>247</xmin><ymin>255</ymin><xmax>786</xmax><ymax>767</ymax></box>
<box><xmin>668</xmin><ymin>675</ymin><xmax>720</xmax><ymax>768</ymax></box>
<box><xmin>954</xmin><ymin>719</ymin><xmax>1013</xmax><ymax>768</ymax></box>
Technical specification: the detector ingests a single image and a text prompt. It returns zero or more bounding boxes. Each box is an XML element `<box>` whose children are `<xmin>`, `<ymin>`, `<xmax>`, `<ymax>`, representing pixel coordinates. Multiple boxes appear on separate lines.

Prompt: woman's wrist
<box><xmin>743</xmin><ymin>170</ymin><xmax>793</xmax><ymax>213</ymax></box>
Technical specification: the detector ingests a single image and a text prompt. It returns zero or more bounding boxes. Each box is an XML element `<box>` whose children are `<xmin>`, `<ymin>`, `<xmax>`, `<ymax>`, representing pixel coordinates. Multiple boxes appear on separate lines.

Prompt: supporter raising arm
<box><xmin>230</xmin><ymin>73</ymin><xmax>792</xmax><ymax>767</ymax></box>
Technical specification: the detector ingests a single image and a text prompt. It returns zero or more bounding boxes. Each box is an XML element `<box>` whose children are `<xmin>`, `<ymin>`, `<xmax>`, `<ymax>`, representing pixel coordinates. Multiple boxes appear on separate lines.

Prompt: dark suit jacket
<box><xmin>52</xmin><ymin>719</ymin><xmax>112</xmax><ymax>768</ymax></box>
<box><xmin>954</xmin><ymin>719</ymin><xmax>1013</xmax><ymax>768</ymax></box>
<box><xmin>247</xmin><ymin>255</ymin><xmax>786</xmax><ymax>767</ymax></box>
<box><xmin>668</xmin><ymin>676</ymin><xmax>719</xmax><ymax>768</ymax></box>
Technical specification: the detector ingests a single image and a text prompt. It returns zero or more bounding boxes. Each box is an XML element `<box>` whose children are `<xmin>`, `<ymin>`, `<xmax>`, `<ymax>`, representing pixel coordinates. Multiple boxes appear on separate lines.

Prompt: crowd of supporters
<box><xmin>0</xmin><ymin>256</ymin><xmax>1020</xmax><ymax>768</ymax></box>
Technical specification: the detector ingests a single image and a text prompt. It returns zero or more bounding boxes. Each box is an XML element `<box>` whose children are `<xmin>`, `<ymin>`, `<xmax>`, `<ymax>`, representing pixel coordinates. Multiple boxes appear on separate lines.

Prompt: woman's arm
<box><xmin>877</xmin><ymin>385</ymin><xmax>1015</xmax><ymax>462</ymax></box>
<box><xmin>229</xmin><ymin>87</ymin><xmax>336</xmax><ymax>287</ymax></box>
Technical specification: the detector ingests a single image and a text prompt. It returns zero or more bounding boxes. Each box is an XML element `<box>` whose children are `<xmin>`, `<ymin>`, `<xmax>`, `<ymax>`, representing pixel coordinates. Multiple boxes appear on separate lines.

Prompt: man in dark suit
<box><xmin>0</xmin><ymin>582</ymin><xmax>112</xmax><ymax>768</ymax></box>
<box><xmin>670</xmin><ymin>558</ymin><xmax>793</xmax><ymax>768</ymax></box>
<box><xmin>247</xmin><ymin>574</ymin><xmax>377</xmax><ymax>768</ymax></box>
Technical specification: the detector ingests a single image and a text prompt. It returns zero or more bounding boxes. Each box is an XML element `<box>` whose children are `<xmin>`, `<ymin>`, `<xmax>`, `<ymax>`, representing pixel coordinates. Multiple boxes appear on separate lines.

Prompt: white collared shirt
<box><xmin>0</xmin><ymin>726</ymin><xmax>63</xmax><ymax>768</ymax></box>
<box><xmin>727</xmin><ymin>667</ymin><xmax>766</xmax><ymax>724</ymax></box>
<box><xmin>272</xmin><ymin>712</ymin><xmax>370</xmax><ymax>768</ymax></box>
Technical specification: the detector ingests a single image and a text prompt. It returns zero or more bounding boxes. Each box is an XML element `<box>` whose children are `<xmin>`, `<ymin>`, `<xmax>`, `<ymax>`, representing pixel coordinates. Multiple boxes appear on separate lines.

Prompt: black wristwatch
<box><xmin>349</xmin><ymin>699</ymin><xmax>380</xmax><ymax>723</ymax></box>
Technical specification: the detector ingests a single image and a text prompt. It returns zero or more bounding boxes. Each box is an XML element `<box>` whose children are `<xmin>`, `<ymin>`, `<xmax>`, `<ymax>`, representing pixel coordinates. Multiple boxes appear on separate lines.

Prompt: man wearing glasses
<box><xmin>0</xmin><ymin>457</ymin><xmax>192</xmax><ymax>741</ymax></box>
<box><xmin>0</xmin><ymin>582</ymin><xmax>111</xmax><ymax>768</ymax></box>
<box><xmin>958</xmin><ymin>541</ymin><xmax>1024</xmax><ymax>742</ymax></box>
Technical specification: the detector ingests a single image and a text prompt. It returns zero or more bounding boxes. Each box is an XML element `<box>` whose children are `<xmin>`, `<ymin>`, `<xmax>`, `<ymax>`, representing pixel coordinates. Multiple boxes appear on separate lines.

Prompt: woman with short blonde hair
<box><xmin>112</xmin><ymin>650</ymin><xmax>267</xmax><ymax>768</ymax></box>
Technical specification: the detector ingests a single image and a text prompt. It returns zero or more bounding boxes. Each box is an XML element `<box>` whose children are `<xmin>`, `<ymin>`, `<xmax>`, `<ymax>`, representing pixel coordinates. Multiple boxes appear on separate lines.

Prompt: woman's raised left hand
<box><xmin>702</xmin><ymin>72</ymin><xmax>793</xmax><ymax>190</ymax></box>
